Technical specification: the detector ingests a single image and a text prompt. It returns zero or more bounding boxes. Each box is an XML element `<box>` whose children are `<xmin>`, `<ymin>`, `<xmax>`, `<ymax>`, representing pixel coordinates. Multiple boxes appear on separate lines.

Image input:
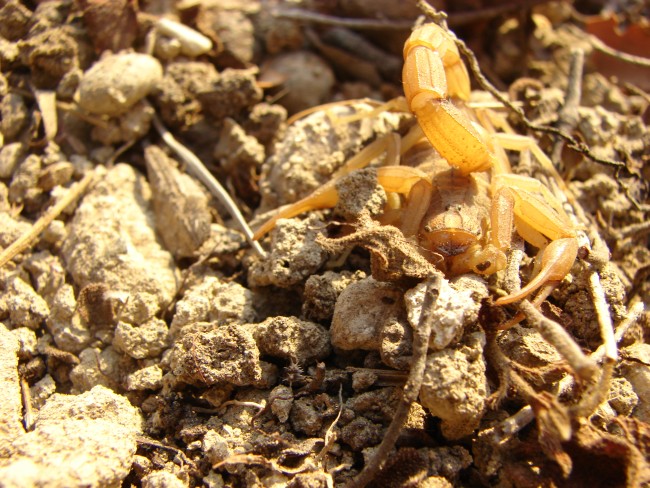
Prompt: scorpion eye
<box><xmin>475</xmin><ymin>261</ymin><xmax>491</xmax><ymax>272</ymax></box>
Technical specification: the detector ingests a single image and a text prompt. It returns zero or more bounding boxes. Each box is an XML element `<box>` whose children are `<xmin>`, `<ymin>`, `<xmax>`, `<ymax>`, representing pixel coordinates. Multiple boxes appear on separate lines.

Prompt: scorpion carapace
<box><xmin>253</xmin><ymin>23</ymin><xmax>579</xmax><ymax>307</ymax></box>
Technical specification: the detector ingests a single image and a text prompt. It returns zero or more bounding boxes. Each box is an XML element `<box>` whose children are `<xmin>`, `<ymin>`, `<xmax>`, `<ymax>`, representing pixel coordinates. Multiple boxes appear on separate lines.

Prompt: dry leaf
<box><xmin>585</xmin><ymin>15</ymin><xmax>650</xmax><ymax>90</ymax></box>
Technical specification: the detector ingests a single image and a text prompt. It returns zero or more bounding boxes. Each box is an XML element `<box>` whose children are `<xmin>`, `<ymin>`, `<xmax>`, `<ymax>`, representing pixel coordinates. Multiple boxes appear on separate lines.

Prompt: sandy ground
<box><xmin>0</xmin><ymin>1</ymin><xmax>648</xmax><ymax>487</ymax></box>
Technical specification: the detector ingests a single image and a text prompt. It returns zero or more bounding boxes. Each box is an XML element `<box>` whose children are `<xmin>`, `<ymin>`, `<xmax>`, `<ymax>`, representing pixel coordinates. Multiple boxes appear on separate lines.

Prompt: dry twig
<box><xmin>350</xmin><ymin>277</ymin><xmax>440</xmax><ymax>488</ymax></box>
<box><xmin>551</xmin><ymin>48</ymin><xmax>584</xmax><ymax>165</ymax></box>
<box><xmin>316</xmin><ymin>384</ymin><xmax>343</xmax><ymax>465</ymax></box>
<box><xmin>0</xmin><ymin>171</ymin><xmax>97</xmax><ymax>268</ymax></box>
<box><xmin>271</xmin><ymin>7</ymin><xmax>412</xmax><ymax>30</ymax></box>
<box><xmin>566</xmin><ymin>24</ymin><xmax>650</xmax><ymax>69</ymax></box>
<box><xmin>151</xmin><ymin>113</ymin><xmax>266</xmax><ymax>257</ymax></box>
<box><xmin>485</xmin><ymin>299</ymin><xmax>643</xmax><ymax>443</ymax></box>
<box><xmin>274</xmin><ymin>1</ymin><xmax>552</xmax><ymax>30</ymax></box>
<box><xmin>589</xmin><ymin>270</ymin><xmax>618</xmax><ymax>362</ymax></box>
<box><xmin>413</xmin><ymin>1</ymin><xmax>634</xmax><ymax>183</ymax></box>
<box><xmin>19</xmin><ymin>376</ymin><xmax>35</xmax><ymax>431</ymax></box>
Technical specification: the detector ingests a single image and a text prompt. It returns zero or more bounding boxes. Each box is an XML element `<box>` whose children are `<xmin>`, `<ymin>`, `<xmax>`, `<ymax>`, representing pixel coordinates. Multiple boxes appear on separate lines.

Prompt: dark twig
<box><xmin>455</xmin><ymin>38</ymin><xmax>626</xmax><ymax>171</ymax></box>
<box><xmin>350</xmin><ymin>277</ymin><xmax>440</xmax><ymax>488</ymax></box>
<box><xmin>41</xmin><ymin>345</ymin><xmax>81</xmax><ymax>365</ymax></box>
<box><xmin>271</xmin><ymin>8</ymin><xmax>412</xmax><ymax>30</ymax></box>
<box><xmin>566</xmin><ymin>25</ymin><xmax>650</xmax><ymax>69</ymax></box>
<box><xmin>485</xmin><ymin>300</ymin><xmax>643</xmax><ymax>442</ymax></box>
<box><xmin>316</xmin><ymin>384</ymin><xmax>344</xmax><ymax>464</ymax></box>
<box><xmin>136</xmin><ymin>435</ymin><xmax>197</xmax><ymax>469</ymax></box>
<box><xmin>273</xmin><ymin>1</ymin><xmax>552</xmax><ymax>30</ymax></box>
<box><xmin>416</xmin><ymin>0</ymin><xmax>449</xmax><ymax>28</ymax></box>
<box><xmin>19</xmin><ymin>376</ymin><xmax>35</xmax><ymax>430</ymax></box>
<box><xmin>551</xmin><ymin>48</ymin><xmax>584</xmax><ymax>165</ymax></box>
<box><xmin>570</xmin><ymin>357</ymin><xmax>615</xmax><ymax>418</ymax></box>
<box><xmin>416</xmin><ymin>2</ymin><xmax>644</xmax><ymax>211</ymax></box>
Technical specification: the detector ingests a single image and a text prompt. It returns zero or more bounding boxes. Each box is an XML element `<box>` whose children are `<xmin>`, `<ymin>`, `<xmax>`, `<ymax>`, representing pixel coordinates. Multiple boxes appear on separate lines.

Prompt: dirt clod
<box><xmin>0</xmin><ymin>385</ymin><xmax>142</xmax><ymax>487</ymax></box>
<box><xmin>113</xmin><ymin>318</ymin><xmax>170</xmax><ymax>360</ymax></box>
<box><xmin>62</xmin><ymin>164</ymin><xmax>179</xmax><ymax>325</ymax></box>
<box><xmin>78</xmin><ymin>52</ymin><xmax>163</xmax><ymax>117</ymax></box>
<box><xmin>170</xmin><ymin>323</ymin><xmax>261</xmax><ymax>387</ymax></box>
<box><xmin>420</xmin><ymin>332</ymin><xmax>489</xmax><ymax>440</ymax></box>
<box><xmin>253</xmin><ymin>316</ymin><xmax>330</xmax><ymax>364</ymax></box>
<box><xmin>248</xmin><ymin>214</ymin><xmax>328</xmax><ymax>288</ymax></box>
<box><xmin>331</xmin><ymin>276</ymin><xmax>402</xmax><ymax>351</ymax></box>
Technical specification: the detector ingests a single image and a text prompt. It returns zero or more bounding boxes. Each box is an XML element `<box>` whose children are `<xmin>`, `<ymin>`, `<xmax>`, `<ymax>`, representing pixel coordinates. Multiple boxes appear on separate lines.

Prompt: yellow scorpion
<box><xmin>254</xmin><ymin>23</ymin><xmax>579</xmax><ymax>307</ymax></box>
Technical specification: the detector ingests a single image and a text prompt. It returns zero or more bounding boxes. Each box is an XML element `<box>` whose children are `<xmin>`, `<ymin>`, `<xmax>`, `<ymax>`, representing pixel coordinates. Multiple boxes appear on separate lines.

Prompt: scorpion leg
<box><xmin>449</xmin><ymin>184</ymin><xmax>513</xmax><ymax>276</ymax></box>
<box><xmin>253</xmin><ymin>165</ymin><xmax>431</xmax><ymax>240</ymax></box>
<box><xmin>388</xmin><ymin>177</ymin><xmax>432</xmax><ymax>238</ymax></box>
<box><xmin>252</xmin><ymin>181</ymin><xmax>340</xmax><ymax>240</ymax></box>
<box><xmin>253</xmin><ymin>131</ymin><xmax>400</xmax><ymax>240</ymax></box>
<box><xmin>491</xmin><ymin>132</ymin><xmax>578</xmax><ymax>208</ymax></box>
<box><xmin>477</xmin><ymin>131</ymin><xmax>580</xmax><ymax>305</ymax></box>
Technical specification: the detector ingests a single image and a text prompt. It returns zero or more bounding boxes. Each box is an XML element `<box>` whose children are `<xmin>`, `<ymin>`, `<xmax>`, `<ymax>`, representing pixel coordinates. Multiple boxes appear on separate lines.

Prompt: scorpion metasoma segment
<box><xmin>254</xmin><ymin>23</ymin><xmax>580</xmax><ymax>307</ymax></box>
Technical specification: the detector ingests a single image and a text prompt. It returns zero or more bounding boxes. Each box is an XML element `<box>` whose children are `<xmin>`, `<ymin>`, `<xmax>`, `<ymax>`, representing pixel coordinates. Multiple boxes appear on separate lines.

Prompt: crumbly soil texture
<box><xmin>0</xmin><ymin>1</ymin><xmax>649</xmax><ymax>487</ymax></box>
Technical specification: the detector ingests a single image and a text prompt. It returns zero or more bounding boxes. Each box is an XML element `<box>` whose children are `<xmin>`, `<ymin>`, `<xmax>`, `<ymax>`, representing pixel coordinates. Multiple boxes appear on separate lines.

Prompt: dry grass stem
<box><xmin>589</xmin><ymin>271</ymin><xmax>618</xmax><ymax>361</ymax></box>
<box><xmin>151</xmin><ymin>113</ymin><xmax>266</xmax><ymax>258</ymax></box>
<box><xmin>551</xmin><ymin>48</ymin><xmax>584</xmax><ymax>164</ymax></box>
<box><xmin>0</xmin><ymin>170</ymin><xmax>97</xmax><ymax>268</ymax></box>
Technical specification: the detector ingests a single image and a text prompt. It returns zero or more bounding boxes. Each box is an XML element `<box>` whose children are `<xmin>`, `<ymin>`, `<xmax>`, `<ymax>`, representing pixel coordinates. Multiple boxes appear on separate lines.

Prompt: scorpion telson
<box><xmin>254</xmin><ymin>23</ymin><xmax>579</xmax><ymax>307</ymax></box>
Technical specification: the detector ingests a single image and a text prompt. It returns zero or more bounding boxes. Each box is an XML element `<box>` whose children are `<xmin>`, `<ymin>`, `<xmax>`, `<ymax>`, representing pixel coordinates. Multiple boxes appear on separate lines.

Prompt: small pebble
<box><xmin>78</xmin><ymin>53</ymin><xmax>163</xmax><ymax>116</ymax></box>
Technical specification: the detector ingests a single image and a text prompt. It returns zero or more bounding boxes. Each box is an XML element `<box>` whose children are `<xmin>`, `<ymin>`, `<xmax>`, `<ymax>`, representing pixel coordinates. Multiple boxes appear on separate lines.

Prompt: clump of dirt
<box><xmin>0</xmin><ymin>1</ymin><xmax>648</xmax><ymax>487</ymax></box>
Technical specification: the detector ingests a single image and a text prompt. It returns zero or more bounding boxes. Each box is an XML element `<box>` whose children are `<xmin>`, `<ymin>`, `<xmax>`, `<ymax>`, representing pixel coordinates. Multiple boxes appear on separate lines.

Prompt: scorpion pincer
<box><xmin>254</xmin><ymin>23</ymin><xmax>580</xmax><ymax>307</ymax></box>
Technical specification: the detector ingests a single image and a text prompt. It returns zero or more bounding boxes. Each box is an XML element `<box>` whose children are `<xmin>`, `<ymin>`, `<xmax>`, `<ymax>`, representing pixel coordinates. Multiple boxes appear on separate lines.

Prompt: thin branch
<box><xmin>580</xmin><ymin>27</ymin><xmax>650</xmax><ymax>68</ymax></box>
<box><xmin>416</xmin><ymin>0</ymin><xmax>449</xmax><ymax>27</ymax></box>
<box><xmin>350</xmin><ymin>277</ymin><xmax>440</xmax><ymax>488</ymax></box>
<box><xmin>271</xmin><ymin>8</ymin><xmax>413</xmax><ymax>30</ymax></box>
<box><xmin>570</xmin><ymin>357</ymin><xmax>615</xmax><ymax>418</ymax></box>
<box><xmin>443</xmin><ymin>23</ymin><xmax>627</xmax><ymax>173</ymax></box>
<box><xmin>485</xmin><ymin>300</ymin><xmax>643</xmax><ymax>442</ymax></box>
<box><xmin>589</xmin><ymin>271</ymin><xmax>617</xmax><ymax>361</ymax></box>
<box><xmin>619</xmin><ymin>220</ymin><xmax>650</xmax><ymax>239</ymax></box>
<box><xmin>551</xmin><ymin>48</ymin><xmax>584</xmax><ymax>165</ymax></box>
<box><xmin>590</xmin><ymin>301</ymin><xmax>644</xmax><ymax>363</ymax></box>
<box><xmin>20</xmin><ymin>376</ymin><xmax>35</xmax><ymax>431</ymax></box>
<box><xmin>486</xmin><ymin>405</ymin><xmax>536</xmax><ymax>444</ymax></box>
<box><xmin>316</xmin><ymin>384</ymin><xmax>344</xmax><ymax>464</ymax></box>
<box><xmin>424</xmin><ymin>7</ymin><xmax>646</xmax><ymax>211</ymax></box>
<box><xmin>275</xmin><ymin>3</ymin><xmax>556</xmax><ymax>30</ymax></box>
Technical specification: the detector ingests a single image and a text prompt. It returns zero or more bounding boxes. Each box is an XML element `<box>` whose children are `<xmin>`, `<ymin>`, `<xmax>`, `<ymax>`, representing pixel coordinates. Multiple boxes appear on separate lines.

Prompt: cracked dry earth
<box><xmin>0</xmin><ymin>1</ymin><xmax>649</xmax><ymax>487</ymax></box>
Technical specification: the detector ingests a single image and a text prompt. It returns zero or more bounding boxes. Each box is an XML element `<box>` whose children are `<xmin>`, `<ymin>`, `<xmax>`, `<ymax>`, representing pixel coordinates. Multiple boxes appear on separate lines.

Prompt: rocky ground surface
<box><xmin>0</xmin><ymin>0</ymin><xmax>648</xmax><ymax>487</ymax></box>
